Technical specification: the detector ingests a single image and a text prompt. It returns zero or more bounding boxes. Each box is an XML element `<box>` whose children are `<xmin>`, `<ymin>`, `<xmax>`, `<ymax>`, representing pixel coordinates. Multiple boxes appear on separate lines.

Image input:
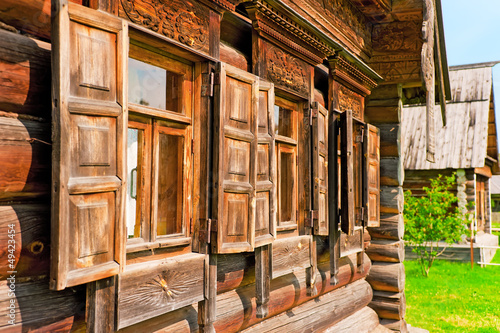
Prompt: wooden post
<box><xmin>86</xmin><ymin>276</ymin><xmax>115</xmax><ymax>333</ymax></box>
<box><xmin>198</xmin><ymin>254</ymin><xmax>217</xmax><ymax>333</ymax></box>
<box><xmin>255</xmin><ymin>245</ymin><xmax>270</xmax><ymax>317</ymax></box>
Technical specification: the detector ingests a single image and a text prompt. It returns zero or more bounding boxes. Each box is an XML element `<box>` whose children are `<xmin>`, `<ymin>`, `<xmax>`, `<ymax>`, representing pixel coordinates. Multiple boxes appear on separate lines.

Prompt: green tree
<box><xmin>404</xmin><ymin>174</ymin><xmax>469</xmax><ymax>276</ymax></box>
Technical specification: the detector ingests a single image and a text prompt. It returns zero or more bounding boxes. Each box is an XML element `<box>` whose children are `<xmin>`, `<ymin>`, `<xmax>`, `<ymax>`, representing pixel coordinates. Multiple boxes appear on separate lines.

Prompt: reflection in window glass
<box><xmin>126</xmin><ymin>128</ymin><xmax>142</xmax><ymax>239</ymax></box>
<box><xmin>280</xmin><ymin>151</ymin><xmax>293</xmax><ymax>223</ymax></box>
<box><xmin>157</xmin><ymin>133</ymin><xmax>184</xmax><ymax>236</ymax></box>
<box><xmin>128</xmin><ymin>58</ymin><xmax>183</xmax><ymax>113</ymax></box>
<box><xmin>274</xmin><ymin>104</ymin><xmax>293</xmax><ymax>138</ymax></box>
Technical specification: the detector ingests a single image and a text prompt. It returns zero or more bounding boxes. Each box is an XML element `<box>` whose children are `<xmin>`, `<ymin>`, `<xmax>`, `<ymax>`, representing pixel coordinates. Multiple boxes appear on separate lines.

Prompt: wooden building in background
<box><xmin>403</xmin><ymin>62</ymin><xmax>499</xmax><ymax>261</ymax></box>
<box><xmin>0</xmin><ymin>0</ymin><xmax>449</xmax><ymax>332</ymax></box>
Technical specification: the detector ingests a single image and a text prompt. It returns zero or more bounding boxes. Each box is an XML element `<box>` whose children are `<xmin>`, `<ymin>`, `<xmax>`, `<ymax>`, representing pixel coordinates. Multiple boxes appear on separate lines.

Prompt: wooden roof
<box><xmin>403</xmin><ymin>63</ymin><xmax>499</xmax><ymax>171</ymax></box>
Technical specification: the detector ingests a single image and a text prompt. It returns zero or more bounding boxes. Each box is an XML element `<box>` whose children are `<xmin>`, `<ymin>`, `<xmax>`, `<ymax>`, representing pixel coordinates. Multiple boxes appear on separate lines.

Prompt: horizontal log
<box><xmin>380</xmin><ymin>319</ymin><xmax>408</xmax><ymax>332</ymax></box>
<box><xmin>240</xmin><ymin>280</ymin><xmax>373</xmax><ymax>332</ymax></box>
<box><xmin>322</xmin><ymin>306</ymin><xmax>384</xmax><ymax>333</ymax></box>
<box><xmin>366</xmin><ymin>239</ymin><xmax>405</xmax><ymax>263</ymax></box>
<box><xmin>0</xmin><ymin>116</ymin><xmax>51</xmax><ymax>202</ymax></box>
<box><xmin>0</xmin><ymin>28</ymin><xmax>51</xmax><ymax>118</ymax></box>
<box><xmin>380</xmin><ymin>157</ymin><xmax>403</xmax><ymax>186</ymax></box>
<box><xmin>0</xmin><ymin>0</ymin><xmax>80</xmax><ymax>39</ymax></box>
<box><xmin>367</xmin><ymin>84</ymin><xmax>400</xmax><ymax>101</ymax></box>
<box><xmin>379</xmin><ymin>123</ymin><xmax>400</xmax><ymax>157</ymax></box>
<box><xmin>364</xmin><ymin>105</ymin><xmax>400</xmax><ymax>124</ymax></box>
<box><xmin>215</xmin><ymin>253</ymin><xmax>371</xmax><ymax>332</ymax></box>
<box><xmin>0</xmin><ymin>278</ymin><xmax>85</xmax><ymax>331</ymax></box>
<box><xmin>0</xmin><ymin>0</ymin><xmax>52</xmax><ymax>39</ymax></box>
<box><xmin>0</xmin><ymin>204</ymin><xmax>50</xmax><ymax>280</ymax></box>
<box><xmin>368</xmin><ymin>213</ymin><xmax>404</xmax><ymax>241</ymax></box>
<box><xmin>380</xmin><ymin>186</ymin><xmax>404</xmax><ymax>214</ymax></box>
<box><xmin>366</xmin><ymin>262</ymin><xmax>405</xmax><ymax>293</ymax></box>
<box><xmin>369</xmin><ymin>290</ymin><xmax>406</xmax><ymax>320</ymax></box>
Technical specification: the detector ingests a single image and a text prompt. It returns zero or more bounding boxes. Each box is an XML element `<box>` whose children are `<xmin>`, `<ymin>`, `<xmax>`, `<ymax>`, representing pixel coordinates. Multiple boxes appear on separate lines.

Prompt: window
<box><xmin>126</xmin><ymin>44</ymin><xmax>193</xmax><ymax>253</ymax></box>
<box><xmin>274</xmin><ymin>96</ymin><xmax>299</xmax><ymax>233</ymax></box>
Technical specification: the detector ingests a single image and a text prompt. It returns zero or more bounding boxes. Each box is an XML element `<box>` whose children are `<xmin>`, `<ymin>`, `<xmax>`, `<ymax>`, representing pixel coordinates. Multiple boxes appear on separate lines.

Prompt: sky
<box><xmin>441</xmin><ymin>0</ymin><xmax>500</xmax><ymax>117</ymax></box>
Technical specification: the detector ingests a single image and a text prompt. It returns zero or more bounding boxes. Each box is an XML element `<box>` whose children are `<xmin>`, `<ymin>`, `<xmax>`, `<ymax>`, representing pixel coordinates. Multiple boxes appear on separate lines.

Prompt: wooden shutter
<box><xmin>51</xmin><ymin>3</ymin><xmax>127</xmax><ymax>290</ymax></box>
<box><xmin>256</xmin><ymin>80</ymin><xmax>276</xmax><ymax>247</ymax></box>
<box><xmin>340</xmin><ymin>110</ymin><xmax>355</xmax><ymax>235</ymax></box>
<box><xmin>328</xmin><ymin>110</ymin><xmax>341</xmax><ymax>284</ymax></box>
<box><xmin>212</xmin><ymin>63</ymin><xmax>258</xmax><ymax>253</ymax></box>
<box><xmin>311</xmin><ymin>102</ymin><xmax>329</xmax><ymax>236</ymax></box>
<box><xmin>364</xmin><ymin>124</ymin><xmax>380</xmax><ymax>228</ymax></box>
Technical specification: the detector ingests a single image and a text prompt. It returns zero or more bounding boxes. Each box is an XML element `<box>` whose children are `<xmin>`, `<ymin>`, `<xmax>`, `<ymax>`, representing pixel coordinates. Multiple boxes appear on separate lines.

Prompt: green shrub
<box><xmin>404</xmin><ymin>174</ymin><xmax>469</xmax><ymax>276</ymax></box>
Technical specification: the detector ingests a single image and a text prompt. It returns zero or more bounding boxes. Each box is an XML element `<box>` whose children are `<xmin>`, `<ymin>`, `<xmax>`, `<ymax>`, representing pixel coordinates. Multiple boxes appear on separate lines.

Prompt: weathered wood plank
<box><xmin>366</xmin><ymin>262</ymin><xmax>405</xmax><ymax>293</ymax></box>
<box><xmin>86</xmin><ymin>276</ymin><xmax>115</xmax><ymax>332</ymax></box>
<box><xmin>117</xmin><ymin>253</ymin><xmax>205</xmax><ymax>329</ymax></box>
<box><xmin>271</xmin><ymin>236</ymin><xmax>311</xmax><ymax>279</ymax></box>
<box><xmin>240</xmin><ymin>280</ymin><xmax>373</xmax><ymax>333</ymax></box>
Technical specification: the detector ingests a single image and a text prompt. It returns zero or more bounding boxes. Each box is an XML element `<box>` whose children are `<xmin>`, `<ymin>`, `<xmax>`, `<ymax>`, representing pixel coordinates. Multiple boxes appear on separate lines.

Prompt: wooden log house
<box><xmin>0</xmin><ymin>0</ymin><xmax>450</xmax><ymax>331</ymax></box>
<box><xmin>403</xmin><ymin>62</ymin><xmax>500</xmax><ymax>263</ymax></box>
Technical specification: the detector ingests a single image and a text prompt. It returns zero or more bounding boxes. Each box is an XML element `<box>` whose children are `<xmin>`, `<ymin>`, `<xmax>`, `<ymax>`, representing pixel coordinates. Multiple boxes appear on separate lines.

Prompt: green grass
<box><xmin>405</xmin><ymin>260</ymin><xmax>500</xmax><ymax>332</ymax></box>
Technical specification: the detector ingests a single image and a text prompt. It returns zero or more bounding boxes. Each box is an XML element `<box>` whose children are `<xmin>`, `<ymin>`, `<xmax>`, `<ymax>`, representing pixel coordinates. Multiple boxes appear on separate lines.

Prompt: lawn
<box><xmin>405</xmin><ymin>254</ymin><xmax>500</xmax><ymax>332</ymax></box>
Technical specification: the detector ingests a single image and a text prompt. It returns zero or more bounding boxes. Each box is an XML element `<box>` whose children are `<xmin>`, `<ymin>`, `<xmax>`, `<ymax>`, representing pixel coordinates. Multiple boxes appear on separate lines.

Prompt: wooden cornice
<box><xmin>246</xmin><ymin>0</ymin><xmax>335</xmax><ymax>64</ymax></box>
<box><xmin>349</xmin><ymin>0</ymin><xmax>391</xmax><ymax>22</ymax></box>
<box><xmin>246</xmin><ymin>0</ymin><xmax>383</xmax><ymax>83</ymax></box>
<box><xmin>328</xmin><ymin>54</ymin><xmax>379</xmax><ymax>96</ymax></box>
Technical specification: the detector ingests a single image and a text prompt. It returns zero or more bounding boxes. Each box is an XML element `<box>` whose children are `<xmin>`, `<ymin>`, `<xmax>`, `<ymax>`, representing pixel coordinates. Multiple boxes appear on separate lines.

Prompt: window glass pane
<box><xmin>157</xmin><ymin>133</ymin><xmax>184</xmax><ymax>236</ymax></box>
<box><xmin>128</xmin><ymin>58</ymin><xmax>183</xmax><ymax>113</ymax></box>
<box><xmin>274</xmin><ymin>104</ymin><xmax>293</xmax><ymax>138</ymax></box>
<box><xmin>280</xmin><ymin>150</ymin><xmax>294</xmax><ymax>223</ymax></box>
<box><xmin>126</xmin><ymin>128</ymin><xmax>142</xmax><ymax>239</ymax></box>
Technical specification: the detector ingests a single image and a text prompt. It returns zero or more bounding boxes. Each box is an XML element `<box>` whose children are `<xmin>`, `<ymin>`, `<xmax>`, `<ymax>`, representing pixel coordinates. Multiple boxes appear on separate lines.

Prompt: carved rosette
<box><xmin>120</xmin><ymin>0</ymin><xmax>209</xmax><ymax>52</ymax></box>
<box><xmin>131</xmin><ymin>270</ymin><xmax>191</xmax><ymax>306</ymax></box>
<box><xmin>266</xmin><ymin>46</ymin><xmax>309</xmax><ymax>96</ymax></box>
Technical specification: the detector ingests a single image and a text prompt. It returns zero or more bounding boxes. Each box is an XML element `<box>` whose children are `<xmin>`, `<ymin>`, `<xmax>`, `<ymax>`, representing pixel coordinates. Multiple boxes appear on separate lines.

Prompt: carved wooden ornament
<box><xmin>120</xmin><ymin>0</ymin><xmax>209</xmax><ymax>52</ymax></box>
<box><xmin>421</xmin><ymin>0</ymin><xmax>435</xmax><ymax>162</ymax></box>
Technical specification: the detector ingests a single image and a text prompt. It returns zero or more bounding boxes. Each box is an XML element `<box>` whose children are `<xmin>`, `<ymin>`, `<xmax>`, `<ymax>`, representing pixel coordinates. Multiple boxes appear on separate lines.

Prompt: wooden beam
<box><xmin>369</xmin><ymin>290</ymin><xmax>406</xmax><ymax>320</ymax></box>
<box><xmin>366</xmin><ymin>262</ymin><xmax>405</xmax><ymax>293</ymax></box>
<box><xmin>366</xmin><ymin>239</ymin><xmax>405</xmax><ymax>263</ymax></box>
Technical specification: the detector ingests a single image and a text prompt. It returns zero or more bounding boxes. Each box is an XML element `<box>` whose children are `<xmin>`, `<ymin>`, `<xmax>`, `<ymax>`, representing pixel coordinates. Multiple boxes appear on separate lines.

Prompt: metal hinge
<box><xmin>190</xmin><ymin>217</ymin><xmax>193</xmax><ymax>234</ymax></box>
<box><xmin>309</xmin><ymin>105</ymin><xmax>318</xmax><ymax>126</ymax></box>
<box><xmin>306</xmin><ymin>210</ymin><xmax>318</xmax><ymax>228</ymax></box>
<box><xmin>191</xmin><ymin>138</ymin><xmax>194</xmax><ymax>155</ymax></box>
<box><xmin>201</xmin><ymin>72</ymin><xmax>214</xmax><ymax>97</ymax></box>
<box><xmin>356</xmin><ymin>207</ymin><xmax>365</xmax><ymax>222</ymax></box>
<box><xmin>199</xmin><ymin>218</ymin><xmax>216</xmax><ymax>244</ymax></box>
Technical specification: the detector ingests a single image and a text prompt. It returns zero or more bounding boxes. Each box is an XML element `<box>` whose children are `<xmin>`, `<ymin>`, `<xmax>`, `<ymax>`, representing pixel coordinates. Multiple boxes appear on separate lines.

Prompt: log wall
<box><xmin>365</xmin><ymin>83</ymin><xmax>407</xmax><ymax>331</ymax></box>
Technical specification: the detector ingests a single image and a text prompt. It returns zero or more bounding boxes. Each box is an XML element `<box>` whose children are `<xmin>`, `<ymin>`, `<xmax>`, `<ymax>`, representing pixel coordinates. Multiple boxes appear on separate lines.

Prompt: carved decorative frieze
<box><xmin>372</xmin><ymin>21</ymin><xmax>422</xmax><ymax>53</ymax></box>
<box><xmin>246</xmin><ymin>0</ymin><xmax>334</xmax><ymax>64</ymax></box>
<box><xmin>338</xmin><ymin>85</ymin><xmax>363</xmax><ymax>119</ymax></box>
<box><xmin>329</xmin><ymin>55</ymin><xmax>378</xmax><ymax>96</ymax></box>
<box><xmin>300</xmin><ymin>0</ymin><xmax>371</xmax><ymax>49</ymax></box>
<box><xmin>120</xmin><ymin>0</ymin><xmax>209</xmax><ymax>52</ymax></box>
<box><xmin>370</xmin><ymin>60</ymin><xmax>421</xmax><ymax>83</ymax></box>
<box><xmin>265</xmin><ymin>45</ymin><xmax>309</xmax><ymax>96</ymax></box>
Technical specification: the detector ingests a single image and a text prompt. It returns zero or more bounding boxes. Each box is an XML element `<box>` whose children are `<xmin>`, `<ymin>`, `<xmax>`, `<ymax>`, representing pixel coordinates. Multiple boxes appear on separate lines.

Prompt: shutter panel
<box><xmin>340</xmin><ymin>110</ymin><xmax>355</xmax><ymax>235</ymax></box>
<box><xmin>256</xmin><ymin>80</ymin><xmax>276</xmax><ymax>247</ymax></box>
<box><xmin>311</xmin><ymin>102</ymin><xmax>329</xmax><ymax>236</ymax></box>
<box><xmin>364</xmin><ymin>124</ymin><xmax>380</xmax><ymax>228</ymax></box>
<box><xmin>51</xmin><ymin>3</ymin><xmax>127</xmax><ymax>290</ymax></box>
<box><xmin>328</xmin><ymin>110</ymin><xmax>341</xmax><ymax>284</ymax></box>
<box><xmin>212</xmin><ymin>63</ymin><xmax>258</xmax><ymax>253</ymax></box>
